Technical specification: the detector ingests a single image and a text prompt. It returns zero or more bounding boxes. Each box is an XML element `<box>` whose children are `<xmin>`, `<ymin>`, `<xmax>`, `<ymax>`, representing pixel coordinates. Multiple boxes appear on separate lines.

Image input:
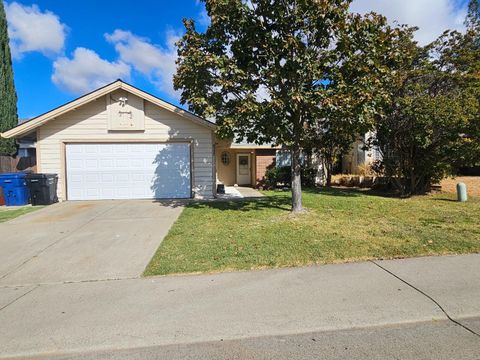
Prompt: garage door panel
<box><xmin>99</xmin><ymin>159</ymin><xmax>114</xmax><ymax>168</ymax></box>
<box><xmin>66</xmin><ymin>143</ymin><xmax>191</xmax><ymax>200</ymax></box>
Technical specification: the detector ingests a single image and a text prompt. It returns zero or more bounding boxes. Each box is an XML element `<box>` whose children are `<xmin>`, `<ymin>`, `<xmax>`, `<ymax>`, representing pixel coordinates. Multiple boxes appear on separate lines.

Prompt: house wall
<box><xmin>216</xmin><ymin>141</ymin><xmax>257</xmax><ymax>186</ymax></box>
<box><xmin>342</xmin><ymin>135</ymin><xmax>376</xmax><ymax>174</ymax></box>
<box><xmin>310</xmin><ymin>152</ymin><xmax>325</xmax><ymax>186</ymax></box>
<box><xmin>37</xmin><ymin>94</ymin><xmax>214</xmax><ymax>200</ymax></box>
<box><xmin>216</xmin><ymin>141</ymin><xmax>236</xmax><ymax>186</ymax></box>
<box><xmin>255</xmin><ymin>149</ymin><xmax>276</xmax><ymax>187</ymax></box>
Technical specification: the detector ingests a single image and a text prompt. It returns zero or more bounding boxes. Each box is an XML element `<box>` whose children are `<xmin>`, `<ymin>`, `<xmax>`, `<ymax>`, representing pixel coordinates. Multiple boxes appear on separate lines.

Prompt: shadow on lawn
<box><xmin>151</xmin><ymin>195</ymin><xmax>291</xmax><ymax>212</ymax></box>
<box><xmin>304</xmin><ymin>187</ymin><xmax>361</xmax><ymax>197</ymax></box>
<box><xmin>151</xmin><ymin>187</ymin><xmax>395</xmax><ymax>211</ymax></box>
<box><xmin>430</xmin><ymin>197</ymin><xmax>458</xmax><ymax>203</ymax></box>
<box><xmin>189</xmin><ymin>196</ymin><xmax>292</xmax><ymax>212</ymax></box>
<box><xmin>304</xmin><ymin>186</ymin><xmax>401</xmax><ymax>199</ymax></box>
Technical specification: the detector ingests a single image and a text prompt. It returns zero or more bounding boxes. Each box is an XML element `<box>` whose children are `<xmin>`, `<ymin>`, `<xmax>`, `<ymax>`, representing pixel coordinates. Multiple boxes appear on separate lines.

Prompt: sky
<box><xmin>4</xmin><ymin>0</ymin><xmax>470</xmax><ymax>120</ymax></box>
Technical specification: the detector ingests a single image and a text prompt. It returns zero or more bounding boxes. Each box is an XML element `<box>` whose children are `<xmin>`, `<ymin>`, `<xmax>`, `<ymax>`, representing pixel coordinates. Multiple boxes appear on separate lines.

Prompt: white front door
<box><xmin>236</xmin><ymin>153</ymin><xmax>251</xmax><ymax>185</ymax></box>
<box><xmin>66</xmin><ymin>143</ymin><xmax>191</xmax><ymax>200</ymax></box>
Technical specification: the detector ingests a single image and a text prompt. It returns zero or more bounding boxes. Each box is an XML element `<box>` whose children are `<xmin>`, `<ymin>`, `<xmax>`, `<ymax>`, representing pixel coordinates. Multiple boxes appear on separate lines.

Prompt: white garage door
<box><xmin>66</xmin><ymin>143</ymin><xmax>191</xmax><ymax>200</ymax></box>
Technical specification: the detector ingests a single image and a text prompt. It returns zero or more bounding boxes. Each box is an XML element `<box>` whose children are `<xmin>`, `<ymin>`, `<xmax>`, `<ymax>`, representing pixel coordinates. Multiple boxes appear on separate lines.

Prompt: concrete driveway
<box><xmin>0</xmin><ymin>200</ymin><xmax>183</xmax><ymax>286</ymax></box>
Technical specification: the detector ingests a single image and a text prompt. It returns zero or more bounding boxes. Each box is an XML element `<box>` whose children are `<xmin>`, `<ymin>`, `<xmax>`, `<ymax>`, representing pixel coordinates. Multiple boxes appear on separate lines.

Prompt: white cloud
<box><xmin>52</xmin><ymin>47</ymin><xmax>130</xmax><ymax>94</ymax></box>
<box><xmin>197</xmin><ymin>7</ymin><xmax>211</xmax><ymax>27</ymax></box>
<box><xmin>5</xmin><ymin>1</ymin><xmax>67</xmax><ymax>58</ymax></box>
<box><xmin>195</xmin><ymin>0</ymin><xmax>210</xmax><ymax>26</ymax></box>
<box><xmin>350</xmin><ymin>0</ymin><xmax>467</xmax><ymax>45</ymax></box>
<box><xmin>105</xmin><ymin>29</ymin><xmax>180</xmax><ymax>97</ymax></box>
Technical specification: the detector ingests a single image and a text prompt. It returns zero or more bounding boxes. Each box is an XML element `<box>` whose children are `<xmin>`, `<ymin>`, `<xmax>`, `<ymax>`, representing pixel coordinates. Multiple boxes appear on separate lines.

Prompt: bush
<box><xmin>264</xmin><ymin>167</ymin><xmax>278</xmax><ymax>189</ymax></box>
<box><xmin>302</xmin><ymin>167</ymin><xmax>317</xmax><ymax>187</ymax></box>
<box><xmin>265</xmin><ymin>166</ymin><xmax>316</xmax><ymax>189</ymax></box>
<box><xmin>265</xmin><ymin>166</ymin><xmax>290</xmax><ymax>188</ymax></box>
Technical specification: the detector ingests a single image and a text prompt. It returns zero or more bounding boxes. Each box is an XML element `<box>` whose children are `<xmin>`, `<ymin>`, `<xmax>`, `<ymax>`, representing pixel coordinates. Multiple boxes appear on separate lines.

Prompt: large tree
<box><xmin>174</xmin><ymin>0</ymin><xmax>409</xmax><ymax>212</ymax></box>
<box><xmin>372</xmin><ymin>7</ymin><xmax>480</xmax><ymax>195</ymax></box>
<box><xmin>308</xmin><ymin>16</ymin><xmax>417</xmax><ymax>186</ymax></box>
<box><xmin>0</xmin><ymin>0</ymin><xmax>17</xmax><ymax>155</ymax></box>
<box><xmin>466</xmin><ymin>0</ymin><xmax>480</xmax><ymax>32</ymax></box>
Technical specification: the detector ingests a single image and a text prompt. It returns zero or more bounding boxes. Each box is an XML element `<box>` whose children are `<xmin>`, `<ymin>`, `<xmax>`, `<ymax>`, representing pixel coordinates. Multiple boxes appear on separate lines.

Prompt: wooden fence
<box><xmin>0</xmin><ymin>155</ymin><xmax>36</xmax><ymax>173</ymax></box>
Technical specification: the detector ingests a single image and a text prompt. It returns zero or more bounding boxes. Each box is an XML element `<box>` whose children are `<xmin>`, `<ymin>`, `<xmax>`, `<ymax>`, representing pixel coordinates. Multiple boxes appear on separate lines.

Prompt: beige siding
<box><xmin>342</xmin><ymin>137</ymin><xmax>375</xmax><ymax>174</ymax></box>
<box><xmin>38</xmin><ymin>96</ymin><xmax>214</xmax><ymax>200</ymax></box>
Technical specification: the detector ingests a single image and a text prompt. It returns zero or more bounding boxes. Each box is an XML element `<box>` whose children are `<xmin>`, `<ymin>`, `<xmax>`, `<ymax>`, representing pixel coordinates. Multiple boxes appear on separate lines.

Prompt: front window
<box><xmin>221</xmin><ymin>151</ymin><xmax>231</xmax><ymax>166</ymax></box>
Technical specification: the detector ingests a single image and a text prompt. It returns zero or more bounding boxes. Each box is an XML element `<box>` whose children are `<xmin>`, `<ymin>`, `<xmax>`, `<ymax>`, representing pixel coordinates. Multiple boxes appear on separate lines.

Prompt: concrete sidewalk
<box><xmin>0</xmin><ymin>254</ymin><xmax>479</xmax><ymax>358</ymax></box>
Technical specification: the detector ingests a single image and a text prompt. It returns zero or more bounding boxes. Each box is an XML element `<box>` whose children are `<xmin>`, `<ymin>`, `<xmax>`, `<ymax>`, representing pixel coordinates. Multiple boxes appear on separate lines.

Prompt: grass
<box><xmin>144</xmin><ymin>188</ymin><xmax>480</xmax><ymax>276</ymax></box>
<box><xmin>439</xmin><ymin>176</ymin><xmax>480</xmax><ymax>197</ymax></box>
<box><xmin>0</xmin><ymin>206</ymin><xmax>41</xmax><ymax>223</ymax></box>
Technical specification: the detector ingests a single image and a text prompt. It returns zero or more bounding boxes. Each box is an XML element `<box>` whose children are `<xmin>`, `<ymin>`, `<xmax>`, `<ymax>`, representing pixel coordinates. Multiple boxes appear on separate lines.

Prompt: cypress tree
<box><xmin>0</xmin><ymin>0</ymin><xmax>18</xmax><ymax>155</ymax></box>
<box><xmin>466</xmin><ymin>0</ymin><xmax>480</xmax><ymax>32</ymax></box>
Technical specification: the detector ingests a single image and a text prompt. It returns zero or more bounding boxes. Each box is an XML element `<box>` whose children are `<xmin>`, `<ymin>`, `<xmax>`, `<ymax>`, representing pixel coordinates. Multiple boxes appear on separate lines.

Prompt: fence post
<box><xmin>457</xmin><ymin>182</ymin><xmax>468</xmax><ymax>202</ymax></box>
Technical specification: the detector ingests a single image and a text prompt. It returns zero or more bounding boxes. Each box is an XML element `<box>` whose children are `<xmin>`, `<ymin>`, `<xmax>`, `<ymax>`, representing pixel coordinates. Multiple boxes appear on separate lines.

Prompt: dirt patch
<box><xmin>439</xmin><ymin>177</ymin><xmax>480</xmax><ymax>197</ymax></box>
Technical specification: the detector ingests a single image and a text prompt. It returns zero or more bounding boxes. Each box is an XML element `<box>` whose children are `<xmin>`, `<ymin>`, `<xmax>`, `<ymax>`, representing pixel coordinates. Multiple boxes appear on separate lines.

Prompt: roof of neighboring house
<box><xmin>1</xmin><ymin>80</ymin><xmax>216</xmax><ymax>139</ymax></box>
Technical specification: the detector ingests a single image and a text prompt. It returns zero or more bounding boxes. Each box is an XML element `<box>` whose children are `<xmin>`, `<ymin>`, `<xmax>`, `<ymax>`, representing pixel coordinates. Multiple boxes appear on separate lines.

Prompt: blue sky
<box><xmin>5</xmin><ymin>0</ymin><xmax>470</xmax><ymax>119</ymax></box>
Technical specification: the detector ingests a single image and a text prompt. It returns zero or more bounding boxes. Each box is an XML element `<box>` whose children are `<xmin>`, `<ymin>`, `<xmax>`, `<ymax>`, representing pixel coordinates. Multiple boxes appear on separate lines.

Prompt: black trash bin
<box><xmin>26</xmin><ymin>174</ymin><xmax>58</xmax><ymax>205</ymax></box>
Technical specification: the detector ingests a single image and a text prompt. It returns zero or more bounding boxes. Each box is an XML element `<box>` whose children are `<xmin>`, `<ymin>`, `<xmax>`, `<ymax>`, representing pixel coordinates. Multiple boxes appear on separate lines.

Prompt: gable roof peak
<box><xmin>1</xmin><ymin>81</ymin><xmax>215</xmax><ymax>138</ymax></box>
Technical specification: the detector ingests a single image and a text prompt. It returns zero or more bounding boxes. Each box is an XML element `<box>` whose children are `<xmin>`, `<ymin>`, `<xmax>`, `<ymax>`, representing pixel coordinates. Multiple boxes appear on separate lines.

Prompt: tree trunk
<box><xmin>325</xmin><ymin>159</ymin><xmax>332</xmax><ymax>187</ymax></box>
<box><xmin>326</xmin><ymin>171</ymin><xmax>332</xmax><ymax>187</ymax></box>
<box><xmin>409</xmin><ymin>167</ymin><xmax>416</xmax><ymax>196</ymax></box>
<box><xmin>291</xmin><ymin>146</ymin><xmax>303</xmax><ymax>212</ymax></box>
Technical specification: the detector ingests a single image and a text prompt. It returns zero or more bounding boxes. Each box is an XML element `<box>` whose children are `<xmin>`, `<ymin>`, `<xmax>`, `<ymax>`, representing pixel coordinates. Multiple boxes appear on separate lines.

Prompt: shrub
<box><xmin>356</xmin><ymin>163</ymin><xmax>376</xmax><ymax>176</ymax></box>
<box><xmin>264</xmin><ymin>167</ymin><xmax>279</xmax><ymax>189</ymax></box>
<box><xmin>302</xmin><ymin>167</ymin><xmax>317</xmax><ymax>187</ymax></box>
<box><xmin>265</xmin><ymin>166</ymin><xmax>316</xmax><ymax>189</ymax></box>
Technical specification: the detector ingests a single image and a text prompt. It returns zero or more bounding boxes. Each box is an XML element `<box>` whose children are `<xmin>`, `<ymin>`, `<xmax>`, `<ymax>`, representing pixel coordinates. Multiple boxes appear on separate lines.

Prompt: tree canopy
<box><xmin>372</xmin><ymin>5</ymin><xmax>480</xmax><ymax>195</ymax></box>
<box><xmin>174</xmin><ymin>0</ymin><xmax>413</xmax><ymax>211</ymax></box>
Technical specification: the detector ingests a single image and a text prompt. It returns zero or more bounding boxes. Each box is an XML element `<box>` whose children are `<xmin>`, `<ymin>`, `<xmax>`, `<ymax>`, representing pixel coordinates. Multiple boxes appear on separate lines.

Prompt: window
<box><xmin>275</xmin><ymin>150</ymin><xmax>306</xmax><ymax>167</ymax></box>
<box><xmin>239</xmin><ymin>156</ymin><xmax>248</xmax><ymax>166</ymax></box>
<box><xmin>221</xmin><ymin>151</ymin><xmax>231</xmax><ymax>166</ymax></box>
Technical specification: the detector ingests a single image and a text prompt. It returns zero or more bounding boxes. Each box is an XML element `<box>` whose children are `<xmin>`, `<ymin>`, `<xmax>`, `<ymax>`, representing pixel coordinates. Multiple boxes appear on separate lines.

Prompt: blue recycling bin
<box><xmin>0</xmin><ymin>173</ymin><xmax>30</xmax><ymax>206</ymax></box>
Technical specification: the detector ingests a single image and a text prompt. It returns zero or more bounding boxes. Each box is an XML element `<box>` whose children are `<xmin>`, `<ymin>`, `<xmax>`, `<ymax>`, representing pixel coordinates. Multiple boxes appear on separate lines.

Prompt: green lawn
<box><xmin>0</xmin><ymin>206</ymin><xmax>41</xmax><ymax>223</ymax></box>
<box><xmin>144</xmin><ymin>188</ymin><xmax>480</xmax><ymax>276</ymax></box>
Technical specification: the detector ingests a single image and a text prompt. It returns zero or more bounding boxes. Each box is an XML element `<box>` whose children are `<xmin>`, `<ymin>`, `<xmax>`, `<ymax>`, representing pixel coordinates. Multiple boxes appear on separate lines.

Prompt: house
<box><xmin>341</xmin><ymin>132</ymin><xmax>381</xmax><ymax>175</ymax></box>
<box><xmin>1</xmin><ymin>80</ymin><xmax>216</xmax><ymax>201</ymax></box>
<box><xmin>0</xmin><ymin>80</ymin><xmax>285</xmax><ymax>201</ymax></box>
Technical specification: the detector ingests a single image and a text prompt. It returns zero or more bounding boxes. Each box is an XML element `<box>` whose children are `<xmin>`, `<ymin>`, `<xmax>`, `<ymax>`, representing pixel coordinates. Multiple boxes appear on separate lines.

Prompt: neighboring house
<box><xmin>16</xmin><ymin>139</ymin><xmax>36</xmax><ymax>158</ymax></box>
<box><xmin>341</xmin><ymin>132</ymin><xmax>381</xmax><ymax>174</ymax></box>
<box><xmin>1</xmin><ymin>80</ymin><xmax>217</xmax><ymax>201</ymax></box>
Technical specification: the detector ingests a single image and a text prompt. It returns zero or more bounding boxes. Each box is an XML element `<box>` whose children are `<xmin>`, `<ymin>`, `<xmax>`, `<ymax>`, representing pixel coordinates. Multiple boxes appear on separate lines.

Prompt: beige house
<box><xmin>1</xmin><ymin>81</ymin><xmax>216</xmax><ymax>200</ymax></box>
<box><xmin>1</xmin><ymin>80</ymin><xmax>281</xmax><ymax>201</ymax></box>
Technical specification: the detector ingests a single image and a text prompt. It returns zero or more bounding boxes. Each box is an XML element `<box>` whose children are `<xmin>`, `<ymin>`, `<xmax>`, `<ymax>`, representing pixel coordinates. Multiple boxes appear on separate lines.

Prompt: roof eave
<box><xmin>1</xmin><ymin>80</ymin><xmax>215</xmax><ymax>139</ymax></box>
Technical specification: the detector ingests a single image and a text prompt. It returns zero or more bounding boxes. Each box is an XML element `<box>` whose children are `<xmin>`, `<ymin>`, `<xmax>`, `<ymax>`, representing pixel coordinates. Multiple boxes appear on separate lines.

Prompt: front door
<box><xmin>236</xmin><ymin>153</ymin><xmax>251</xmax><ymax>185</ymax></box>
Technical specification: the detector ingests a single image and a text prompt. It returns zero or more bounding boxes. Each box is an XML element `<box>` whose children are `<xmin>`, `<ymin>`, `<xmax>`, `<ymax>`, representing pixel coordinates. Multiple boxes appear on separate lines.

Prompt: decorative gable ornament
<box><xmin>107</xmin><ymin>90</ymin><xmax>145</xmax><ymax>131</ymax></box>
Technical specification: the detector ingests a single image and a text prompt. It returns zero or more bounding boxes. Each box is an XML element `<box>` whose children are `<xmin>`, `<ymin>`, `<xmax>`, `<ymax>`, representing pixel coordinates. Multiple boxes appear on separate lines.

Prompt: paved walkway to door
<box><xmin>217</xmin><ymin>186</ymin><xmax>265</xmax><ymax>199</ymax></box>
